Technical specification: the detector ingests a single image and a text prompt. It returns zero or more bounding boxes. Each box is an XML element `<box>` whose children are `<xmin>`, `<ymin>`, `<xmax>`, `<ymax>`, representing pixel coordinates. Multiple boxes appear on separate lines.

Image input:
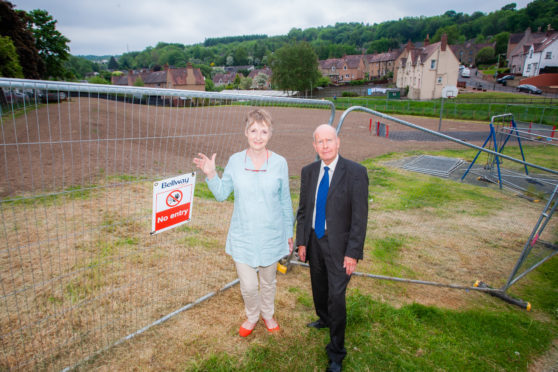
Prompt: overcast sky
<box><xmin>12</xmin><ymin>0</ymin><xmax>534</xmax><ymax>56</ymax></box>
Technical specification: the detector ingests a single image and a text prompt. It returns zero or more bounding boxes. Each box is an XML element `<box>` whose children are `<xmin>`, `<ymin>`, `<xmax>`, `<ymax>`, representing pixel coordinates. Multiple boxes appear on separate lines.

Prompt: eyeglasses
<box><xmin>244</xmin><ymin>150</ymin><xmax>269</xmax><ymax>172</ymax></box>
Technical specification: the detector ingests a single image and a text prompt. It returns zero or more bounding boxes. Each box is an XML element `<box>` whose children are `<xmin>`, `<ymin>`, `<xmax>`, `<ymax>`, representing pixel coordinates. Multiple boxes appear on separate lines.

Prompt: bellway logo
<box><xmin>161</xmin><ymin>177</ymin><xmax>190</xmax><ymax>189</ymax></box>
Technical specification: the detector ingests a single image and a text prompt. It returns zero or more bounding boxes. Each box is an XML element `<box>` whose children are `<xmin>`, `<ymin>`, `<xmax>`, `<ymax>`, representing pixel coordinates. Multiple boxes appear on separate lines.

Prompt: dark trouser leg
<box><xmin>309</xmin><ymin>232</ymin><xmax>331</xmax><ymax>326</ymax></box>
<box><xmin>309</xmin><ymin>232</ymin><xmax>350</xmax><ymax>363</ymax></box>
<box><xmin>325</xmin><ymin>263</ymin><xmax>350</xmax><ymax>363</ymax></box>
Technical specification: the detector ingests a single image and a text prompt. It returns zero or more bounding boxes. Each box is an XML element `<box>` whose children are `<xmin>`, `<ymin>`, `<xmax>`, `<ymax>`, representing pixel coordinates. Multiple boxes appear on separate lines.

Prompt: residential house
<box><xmin>212</xmin><ymin>72</ymin><xmax>244</xmax><ymax>87</ymax></box>
<box><xmin>449</xmin><ymin>40</ymin><xmax>496</xmax><ymax>67</ymax></box>
<box><xmin>522</xmin><ymin>29</ymin><xmax>558</xmax><ymax>77</ymax></box>
<box><xmin>112</xmin><ymin>63</ymin><xmax>205</xmax><ymax>91</ymax></box>
<box><xmin>318</xmin><ymin>55</ymin><xmax>366</xmax><ymax>83</ymax></box>
<box><xmin>364</xmin><ymin>50</ymin><xmax>401</xmax><ymax>79</ymax></box>
<box><xmin>394</xmin><ymin>34</ymin><xmax>459</xmax><ymax>100</ymax></box>
<box><xmin>508</xmin><ymin>27</ymin><xmax>549</xmax><ymax>75</ymax></box>
<box><xmin>248</xmin><ymin>67</ymin><xmax>272</xmax><ymax>89</ymax></box>
<box><xmin>342</xmin><ymin>55</ymin><xmax>366</xmax><ymax>81</ymax></box>
<box><xmin>507</xmin><ymin>31</ymin><xmax>525</xmax><ymax>61</ymax></box>
<box><xmin>318</xmin><ymin>58</ymin><xmax>345</xmax><ymax>84</ymax></box>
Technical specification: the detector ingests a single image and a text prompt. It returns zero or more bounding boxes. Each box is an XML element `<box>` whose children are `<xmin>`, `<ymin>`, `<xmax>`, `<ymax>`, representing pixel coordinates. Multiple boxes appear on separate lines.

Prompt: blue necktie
<box><xmin>315</xmin><ymin>166</ymin><xmax>329</xmax><ymax>239</ymax></box>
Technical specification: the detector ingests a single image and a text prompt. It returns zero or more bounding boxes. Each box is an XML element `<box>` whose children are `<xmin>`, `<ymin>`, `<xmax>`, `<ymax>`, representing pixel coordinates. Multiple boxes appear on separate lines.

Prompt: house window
<box><xmin>345</xmin><ymin>74</ymin><xmax>349</xmax><ymax>78</ymax></box>
<box><xmin>430</xmin><ymin>59</ymin><xmax>436</xmax><ymax>69</ymax></box>
<box><xmin>545</xmin><ymin>52</ymin><xmax>552</xmax><ymax>59</ymax></box>
<box><xmin>526</xmin><ymin>64</ymin><xmax>531</xmax><ymax>72</ymax></box>
<box><xmin>344</xmin><ymin>66</ymin><xmax>347</xmax><ymax>70</ymax></box>
<box><xmin>437</xmin><ymin>76</ymin><xmax>442</xmax><ymax>84</ymax></box>
<box><xmin>529</xmin><ymin>50</ymin><xmax>533</xmax><ymax>58</ymax></box>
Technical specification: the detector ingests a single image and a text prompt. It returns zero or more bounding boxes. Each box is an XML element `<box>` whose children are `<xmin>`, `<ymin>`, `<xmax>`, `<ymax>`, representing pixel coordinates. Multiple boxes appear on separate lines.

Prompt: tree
<box><xmin>271</xmin><ymin>41</ymin><xmax>320</xmax><ymax>96</ymax></box>
<box><xmin>0</xmin><ymin>36</ymin><xmax>24</xmax><ymax>77</ymax></box>
<box><xmin>253</xmin><ymin>72</ymin><xmax>269</xmax><ymax>89</ymax></box>
<box><xmin>26</xmin><ymin>9</ymin><xmax>70</xmax><ymax>79</ymax></box>
<box><xmin>64</xmin><ymin>55</ymin><xmax>96</xmax><ymax>79</ymax></box>
<box><xmin>432</xmin><ymin>25</ymin><xmax>461</xmax><ymax>44</ymax></box>
<box><xmin>365</xmin><ymin>38</ymin><xmax>400</xmax><ymax>53</ymax></box>
<box><xmin>475</xmin><ymin>46</ymin><xmax>496</xmax><ymax>66</ymax></box>
<box><xmin>493</xmin><ymin>31</ymin><xmax>510</xmax><ymax>55</ymax></box>
<box><xmin>108</xmin><ymin>56</ymin><xmax>119</xmax><ymax>70</ymax></box>
<box><xmin>317</xmin><ymin>76</ymin><xmax>331</xmax><ymax>87</ymax></box>
<box><xmin>0</xmin><ymin>1</ymin><xmax>43</xmax><ymax>78</ymax></box>
<box><xmin>88</xmin><ymin>75</ymin><xmax>109</xmax><ymax>84</ymax></box>
<box><xmin>233</xmin><ymin>73</ymin><xmax>241</xmax><ymax>89</ymax></box>
<box><xmin>233</xmin><ymin>46</ymin><xmax>248</xmax><ymax>65</ymax></box>
<box><xmin>239</xmin><ymin>77</ymin><xmax>252</xmax><ymax>90</ymax></box>
<box><xmin>133</xmin><ymin>76</ymin><xmax>144</xmax><ymax>86</ymax></box>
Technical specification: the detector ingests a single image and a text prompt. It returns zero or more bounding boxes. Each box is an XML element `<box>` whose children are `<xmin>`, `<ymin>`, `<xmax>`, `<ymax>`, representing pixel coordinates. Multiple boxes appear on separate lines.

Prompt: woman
<box><xmin>193</xmin><ymin>109</ymin><xmax>293</xmax><ymax>337</ymax></box>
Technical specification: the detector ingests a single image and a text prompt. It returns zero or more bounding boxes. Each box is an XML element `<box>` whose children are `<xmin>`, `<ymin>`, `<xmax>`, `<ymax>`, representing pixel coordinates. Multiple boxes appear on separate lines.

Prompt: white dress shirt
<box><xmin>312</xmin><ymin>154</ymin><xmax>339</xmax><ymax>230</ymax></box>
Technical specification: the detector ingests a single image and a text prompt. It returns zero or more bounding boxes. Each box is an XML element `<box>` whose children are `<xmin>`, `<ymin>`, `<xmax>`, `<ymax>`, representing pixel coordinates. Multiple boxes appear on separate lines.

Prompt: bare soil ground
<box><xmin>0</xmin><ymin>100</ymin><xmax>488</xmax><ymax>197</ymax></box>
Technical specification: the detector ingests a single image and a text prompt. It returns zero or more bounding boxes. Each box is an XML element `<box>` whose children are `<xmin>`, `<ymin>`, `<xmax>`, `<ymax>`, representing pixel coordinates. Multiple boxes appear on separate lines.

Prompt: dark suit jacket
<box><xmin>296</xmin><ymin>155</ymin><xmax>369</xmax><ymax>265</ymax></box>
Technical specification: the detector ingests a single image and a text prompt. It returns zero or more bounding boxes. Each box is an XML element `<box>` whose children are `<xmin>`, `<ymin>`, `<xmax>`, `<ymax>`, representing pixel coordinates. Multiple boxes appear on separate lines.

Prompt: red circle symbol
<box><xmin>165</xmin><ymin>189</ymin><xmax>183</xmax><ymax>208</ymax></box>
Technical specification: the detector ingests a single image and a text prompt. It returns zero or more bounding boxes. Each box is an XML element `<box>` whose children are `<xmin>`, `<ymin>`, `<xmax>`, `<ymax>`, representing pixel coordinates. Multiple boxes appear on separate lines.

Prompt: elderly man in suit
<box><xmin>295</xmin><ymin>124</ymin><xmax>369</xmax><ymax>372</ymax></box>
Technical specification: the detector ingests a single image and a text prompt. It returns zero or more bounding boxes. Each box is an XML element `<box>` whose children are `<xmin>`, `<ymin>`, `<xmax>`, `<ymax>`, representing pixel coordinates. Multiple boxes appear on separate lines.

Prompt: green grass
<box><xmin>184</xmin><ymin>290</ymin><xmax>555</xmax><ymax>371</ymax></box>
<box><xmin>194</xmin><ymin>180</ymin><xmax>234</xmax><ymax>201</ymax></box>
<box><xmin>366</xmin><ymin>235</ymin><xmax>417</xmax><ymax>279</ymax></box>
<box><xmin>329</xmin><ymin>94</ymin><xmax>557</xmax><ymax>125</ymax></box>
<box><xmin>511</xmin><ymin>257</ymin><xmax>558</xmax><ymax>319</ymax></box>
<box><xmin>0</xmin><ymin>184</ymin><xmax>98</xmax><ymax>206</ymax></box>
<box><xmin>362</xmin><ymin>157</ymin><xmax>502</xmax><ymax>213</ymax></box>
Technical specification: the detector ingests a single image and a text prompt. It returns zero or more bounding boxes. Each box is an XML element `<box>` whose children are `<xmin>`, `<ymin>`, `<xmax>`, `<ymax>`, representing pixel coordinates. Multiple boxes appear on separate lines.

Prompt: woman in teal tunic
<box><xmin>193</xmin><ymin>109</ymin><xmax>293</xmax><ymax>337</ymax></box>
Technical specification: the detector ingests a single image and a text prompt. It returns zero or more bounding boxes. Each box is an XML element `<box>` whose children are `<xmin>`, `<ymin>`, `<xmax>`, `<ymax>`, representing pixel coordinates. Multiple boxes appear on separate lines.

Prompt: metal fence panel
<box><xmin>0</xmin><ymin>79</ymin><xmax>334</xmax><ymax>370</ymax></box>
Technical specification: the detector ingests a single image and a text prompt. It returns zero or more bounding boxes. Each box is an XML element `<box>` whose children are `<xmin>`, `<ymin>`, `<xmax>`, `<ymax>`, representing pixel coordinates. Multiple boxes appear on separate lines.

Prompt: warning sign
<box><xmin>151</xmin><ymin>172</ymin><xmax>196</xmax><ymax>234</ymax></box>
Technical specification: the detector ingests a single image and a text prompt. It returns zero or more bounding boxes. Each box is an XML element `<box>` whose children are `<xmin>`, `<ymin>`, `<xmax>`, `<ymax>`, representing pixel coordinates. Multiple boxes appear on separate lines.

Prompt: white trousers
<box><xmin>235</xmin><ymin>261</ymin><xmax>278</xmax><ymax>323</ymax></box>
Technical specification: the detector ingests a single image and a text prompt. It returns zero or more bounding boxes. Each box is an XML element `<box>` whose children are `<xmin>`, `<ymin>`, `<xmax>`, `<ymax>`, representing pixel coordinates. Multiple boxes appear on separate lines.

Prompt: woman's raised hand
<box><xmin>193</xmin><ymin>153</ymin><xmax>217</xmax><ymax>179</ymax></box>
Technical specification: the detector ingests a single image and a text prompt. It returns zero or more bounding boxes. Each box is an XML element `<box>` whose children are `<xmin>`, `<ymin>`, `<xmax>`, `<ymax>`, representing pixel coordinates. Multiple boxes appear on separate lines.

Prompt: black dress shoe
<box><xmin>326</xmin><ymin>360</ymin><xmax>342</xmax><ymax>372</ymax></box>
<box><xmin>307</xmin><ymin>319</ymin><xmax>328</xmax><ymax>329</ymax></box>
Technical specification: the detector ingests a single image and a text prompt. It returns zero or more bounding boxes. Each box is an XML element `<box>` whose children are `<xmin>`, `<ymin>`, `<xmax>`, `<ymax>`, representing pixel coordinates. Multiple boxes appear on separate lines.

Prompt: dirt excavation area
<box><xmin>0</xmin><ymin>99</ymin><xmax>490</xmax><ymax>197</ymax></box>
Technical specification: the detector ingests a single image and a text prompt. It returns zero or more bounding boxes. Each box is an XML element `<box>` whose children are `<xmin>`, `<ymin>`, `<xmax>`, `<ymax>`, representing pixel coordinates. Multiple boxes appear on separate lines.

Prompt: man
<box><xmin>295</xmin><ymin>124</ymin><xmax>369</xmax><ymax>372</ymax></box>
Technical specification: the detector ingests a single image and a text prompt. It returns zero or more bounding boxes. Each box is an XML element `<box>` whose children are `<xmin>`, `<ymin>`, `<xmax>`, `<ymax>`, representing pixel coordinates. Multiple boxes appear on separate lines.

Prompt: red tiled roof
<box><xmin>170</xmin><ymin>66</ymin><xmax>205</xmax><ymax>85</ymax></box>
<box><xmin>533</xmin><ymin>31</ymin><xmax>558</xmax><ymax>52</ymax></box>
<box><xmin>344</xmin><ymin>55</ymin><xmax>363</xmax><ymax>69</ymax></box>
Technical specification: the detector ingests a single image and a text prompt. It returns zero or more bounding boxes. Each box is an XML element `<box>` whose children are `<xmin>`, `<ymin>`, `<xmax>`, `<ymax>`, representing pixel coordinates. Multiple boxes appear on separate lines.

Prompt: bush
<box><xmin>87</xmin><ymin>76</ymin><xmax>110</xmax><ymax>85</ymax></box>
<box><xmin>317</xmin><ymin>76</ymin><xmax>331</xmax><ymax>87</ymax></box>
<box><xmin>349</xmin><ymin>79</ymin><xmax>367</xmax><ymax>86</ymax></box>
<box><xmin>342</xmin><ymin>91</ymin><xmax>359</xmax><ymax>97</ymax></box>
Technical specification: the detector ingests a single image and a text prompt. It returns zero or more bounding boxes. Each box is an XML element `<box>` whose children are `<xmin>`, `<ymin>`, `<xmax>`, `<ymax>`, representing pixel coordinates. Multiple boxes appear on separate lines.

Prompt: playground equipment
<box><xmin>461</xmin><ymin>114</ymin><xmax>558</xmax><ymax>195</ymax></box>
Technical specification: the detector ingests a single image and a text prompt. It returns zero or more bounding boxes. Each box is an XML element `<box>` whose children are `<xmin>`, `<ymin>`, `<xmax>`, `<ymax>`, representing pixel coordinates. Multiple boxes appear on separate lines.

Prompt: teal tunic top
<box><xmin>207</xmin><ymin>150</ymin><xmax>293</xmax><ymax>267</ymax></box>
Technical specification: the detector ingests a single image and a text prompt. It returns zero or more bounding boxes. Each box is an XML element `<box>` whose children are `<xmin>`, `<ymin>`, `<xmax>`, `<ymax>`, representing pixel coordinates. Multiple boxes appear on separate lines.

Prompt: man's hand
<box><xmin>343</xmin><ymin>256</ymin><xmax>357</xmax><ymax>275</ymax></box>
<box><xmin>298</xmin><ymin>245</ymin><xmax>306</xmax><ymax>262</ymax></box>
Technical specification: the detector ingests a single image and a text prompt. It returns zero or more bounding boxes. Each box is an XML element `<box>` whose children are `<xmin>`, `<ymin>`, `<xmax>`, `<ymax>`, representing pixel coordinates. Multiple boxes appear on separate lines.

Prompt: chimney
<box><xmin>164</xmin><ymin>63</ymin><xmax>169</xmax><ymax>71</ymax></box>
<box><xmin>441</xmin><ymin>34</ymin><xmax>447</xmax><ymax>51</ymax></box>
<box><xmin>127</xmin><ymin>70</ymin><xmax>133</xmax><ymax>86</ymax></box>
<box><xmin>424</xmin><ymin>34</ymin><xmax>430</xmax><ymax>46</ymax></box>
<box><xmin>406</xmin><ymin>40</ymin><xmax>414</xmax><ymax>50</ymax></box>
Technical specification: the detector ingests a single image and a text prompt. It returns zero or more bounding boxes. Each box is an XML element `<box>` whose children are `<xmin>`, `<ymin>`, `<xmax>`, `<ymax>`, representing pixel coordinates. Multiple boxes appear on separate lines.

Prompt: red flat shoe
<box><xmin>263</xmin><ymin>318</ymin><xmax>280</xmax><ymax>332</ymax></box>
<box><xmin>239</xmin><ymin>321</ymin><xmax>256</xmax><ymax>337</ymax></box>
